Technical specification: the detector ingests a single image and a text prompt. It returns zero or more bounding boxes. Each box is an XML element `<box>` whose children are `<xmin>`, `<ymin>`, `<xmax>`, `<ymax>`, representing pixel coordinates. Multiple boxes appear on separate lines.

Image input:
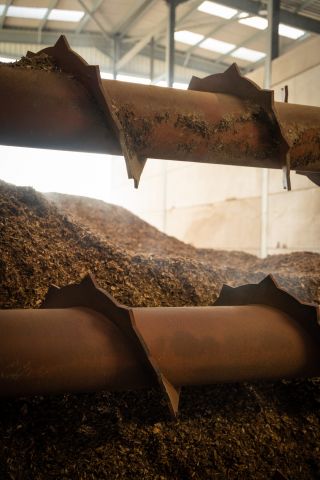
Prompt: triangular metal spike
<box><xmin>160</xmin><ymin>375</ymin><xmax>181</xmax><ymax>417</ymax></box>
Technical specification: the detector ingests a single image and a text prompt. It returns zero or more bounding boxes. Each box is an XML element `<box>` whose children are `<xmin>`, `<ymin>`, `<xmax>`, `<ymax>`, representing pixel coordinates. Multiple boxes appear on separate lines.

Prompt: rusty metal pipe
<box><xmin>133</xmin><ymin>305</ymin><xmax>320</xmax><ymax>385</ymax></box>
<box><xmin>274</xmin><ymin>101</ymin><xmax>320</xmax><ymax>173</ymax></box>
<box><xmin>0</xmin><ymin>65</ymin><xmax>280</xmax><ymax>166</ymax></box>
<box><xmin>103</xmin><ymin>80</ymin><xmax>282</xmax><ymax>169</ymax></box>
<box><xmin>0</xmin><ymin>307</ymin><xmax>151</xmax><ymax>396</ymax></box>
<box><xmin>0</xmin><ymin>275</ymin><xmax>319</xmax><ymax>416</ymax></box>
<box><xmin>1</xmin><ymin>66</ymin><xmax>317</xmax><ymax>172</ymax></box>
<box><xmin>0</xmin><ymin>304</ymin><xmax>319</xmax><ymax>398</ymax></box>
<box><xmin>0</xmin><ymin>36</ymin><xmax>319</xmax><ymax>187</ymax></box>
<box><xmin>0</xmin><ymin>65</ymin><xmax>122</xmax><ymax>155</ymax></box>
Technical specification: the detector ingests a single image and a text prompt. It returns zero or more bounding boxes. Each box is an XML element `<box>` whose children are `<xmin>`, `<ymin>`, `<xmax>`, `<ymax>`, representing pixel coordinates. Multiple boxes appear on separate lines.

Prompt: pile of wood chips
<box><xmin>0</xmin><ymin>180</ymin><xmax>319</xmax><ymax>480</ymax></box>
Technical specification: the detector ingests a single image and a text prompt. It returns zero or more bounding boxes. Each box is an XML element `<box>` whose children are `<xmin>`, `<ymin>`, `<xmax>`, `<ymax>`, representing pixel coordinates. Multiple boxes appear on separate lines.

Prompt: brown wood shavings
<box><xmin>46</xmin><ymin>191</ymin><xmax>320</xmax><ymax>305</ymax></box>
<box><xmin>5</xmin><ymin>53</ymin><xmax>60</xmax><ymax>72</ymax></box>
<box><xmin>0</xmin><ymin>180</ymin><xmax>319</xmax><ymax>479</ymax></box>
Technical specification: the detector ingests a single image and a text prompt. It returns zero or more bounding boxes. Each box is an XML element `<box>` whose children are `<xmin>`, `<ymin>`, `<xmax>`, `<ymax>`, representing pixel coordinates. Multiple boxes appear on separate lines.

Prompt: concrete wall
<box><xmin>109</xmin><ymin>36</ymin><xmax>320</xmax><ymax>257</ymax></box>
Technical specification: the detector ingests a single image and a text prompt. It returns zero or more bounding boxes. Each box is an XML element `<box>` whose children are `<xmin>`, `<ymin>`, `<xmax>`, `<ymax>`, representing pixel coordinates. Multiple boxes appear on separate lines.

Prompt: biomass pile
<box><xmin>0</xmin><ymin>180</ymin><xmax>320</xmax><ymax>480</ymax></box>
<box><xmin>46</xmin><ymin>191</ymin><xmax>320</xmax><ymax>305</ymax></box>
<box><xmin>3</xmin><ymin>52</ymin><xmax>60</xmax><ymax>72</ymax></box>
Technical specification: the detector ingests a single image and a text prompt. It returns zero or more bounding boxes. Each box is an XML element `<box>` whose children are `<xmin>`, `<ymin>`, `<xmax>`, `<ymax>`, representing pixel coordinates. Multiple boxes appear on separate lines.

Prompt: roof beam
<box><xmin>270</xmin><ymin>0</ymin><xmax>280</xmax><ymax>61</ymax></box>
<box><xmin>279</xmin><ymin>9</ymin><xmax>320</xmax><ymax>33</ymax></box>
<box><xmin>217</xmin><ymin>0</ymin><xmax>320</xmax><ymax>34</ymax></box>
<box><xmin>115</xmin><ymin>0</ymin><xmax>205</xmax><ymax>71</ymax></box>
<box><xmin>115</xmin><ymin>0</ymin><xmax>320</xmax><ymax>72</ymax></box>
<box><xmin>37</xmin><ymin>0</ymin><xmax>59</xmax><ymax>42</ymax></box>
<box><xmin>183</xmin><ymin>14</ymin><xmax>239</xmax><ymax>67</ymax></box>
<box><xmin>76</xmin><ymin>0</ymin><xmax>106</xmax><ymax>35</ymax></box>
<box><xmin>0</xmin><ymin>28</ymin><xmax>226</xmax><ymax>76</ymax></box>
<box><xmin>295</xmin><ymin>0</ymin><xmax>316</xmax><ymax>13</ymax></box>
<box><xmin>141</xmin><ymin>41</ymin><xmax>228</xmax><ymax>76</ymax></box>
<box><xmin>0</xmin><ymin>1</ymin><xmax>13</xmax><ymax>29</ymax></box>
<box><xmin>116</xmin><ymin>31</ymin><xmax>154</xmax><ymax>70</ymax></box>
<box><xmin>113</xmin><ymin>0</ymin><xmax>159</xmax><ymax>38</ymax></box>
<box><xmin>212</xmin><ymin>29</ymin><xmax>262</xmax><ymax>66</ymax></box>
<box><xmin>0</xmin><ymin>28</ymin><xmax>108</xmax><ymax>49</ymax></box>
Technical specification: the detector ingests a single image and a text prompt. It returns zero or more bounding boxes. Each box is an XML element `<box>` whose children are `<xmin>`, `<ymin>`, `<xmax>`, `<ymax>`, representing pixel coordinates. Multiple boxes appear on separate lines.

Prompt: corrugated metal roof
<box><xmin>0</xmin><ymin>0</ymin><xmax>318</xmax><ymax>79</ymax></box>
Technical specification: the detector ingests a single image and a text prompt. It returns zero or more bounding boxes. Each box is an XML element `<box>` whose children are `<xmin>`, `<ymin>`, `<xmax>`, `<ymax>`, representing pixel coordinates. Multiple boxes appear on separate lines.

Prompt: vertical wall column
<box><xmin>166</xmin><ymin>0</ymin><xmax>176</xmax><ymax>88</ymax></box>
<box><xmin>163</xmin><ymin>0</ymin><xmax>177</xmax><ymax>232</ymax></box>
<box><xmin>260</xmin><ymin>0</ymin><xmax>280</xmax><ymax>259</ymax></box>
<box><xmin>150</xmin><ymin>37</ymin><xmax>155</xmax><ymax>83</ymax></box>
<box><xmin>112</xmin><ymin>34</ymin><xmax>120</xmax><ymax>80</ymax></box>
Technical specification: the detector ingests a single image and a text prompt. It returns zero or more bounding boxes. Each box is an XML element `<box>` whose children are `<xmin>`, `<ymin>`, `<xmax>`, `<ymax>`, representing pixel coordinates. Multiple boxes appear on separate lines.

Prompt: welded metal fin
<box><xmin>189</xmin><ymin>64</ymin><xmax>291</xmax><ymax>190</ymax></box>
<box><xmin>189</xmin><ymin>64</ymin><xmax>274</xmax><ymax>111</ymax></box>
<box><xmin>39</xmin><ymin>36</ymin><xmax>146</xmax><ymax>187</ymax></box>
<box><xmin>296</xmin><ymin>171</ymin><xmax>320</xmax><ymax>187</ymax></box>
<box><xmin>42</xmin><ymin>273</ymin><xmax>180</xmax><ymax>417</ymax></box>
<box><xmin>161</xmin><ymin>376</ymin><xmax>181</xmax><ymax>417</ymax></box>
<box><xmin>42</xmin><ymin>273</ymin><xmax>157</xmax><ymax>382</ymax></box>
<box><xmin>215</xmin><ymin>274</ymin><xmax>320</xmax><ymax>342</ymax></box>
<box><xmin>120</xmin><ymin>144</ymin><xmax>147</xmax><ymax>188</ymax></box>
<box><xmin>129</xmin><ymin>310</ymin><xmax>181</xmax><ymax>417</ymax></box>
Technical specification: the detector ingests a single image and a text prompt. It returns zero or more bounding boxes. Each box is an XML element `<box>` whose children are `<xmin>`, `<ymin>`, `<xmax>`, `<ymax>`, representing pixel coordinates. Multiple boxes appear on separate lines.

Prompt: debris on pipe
<box><xmin>0</xmin><ymin>36</ymin><xmax>319</xmax><ymax>188</ymax></box>
<box><xmin>0</xmin><ymin>274</ymin><xmax>319</xmax><ymax>417</ymax></box>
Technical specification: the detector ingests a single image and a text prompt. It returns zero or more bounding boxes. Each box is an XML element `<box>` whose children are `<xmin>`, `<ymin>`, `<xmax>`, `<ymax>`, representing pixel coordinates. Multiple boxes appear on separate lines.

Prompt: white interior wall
<box><xmin>108</xmin><ymin>36</ymin><xmax>320</xmax><ymax>256</ymax></box>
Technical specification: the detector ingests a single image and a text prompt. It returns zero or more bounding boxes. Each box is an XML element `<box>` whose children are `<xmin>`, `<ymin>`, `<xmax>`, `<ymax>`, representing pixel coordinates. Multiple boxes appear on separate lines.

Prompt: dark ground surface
<box><xmin>0</xmin><ymin>181</ymin><xmax>319</xmax><ymax>480</ymax></box>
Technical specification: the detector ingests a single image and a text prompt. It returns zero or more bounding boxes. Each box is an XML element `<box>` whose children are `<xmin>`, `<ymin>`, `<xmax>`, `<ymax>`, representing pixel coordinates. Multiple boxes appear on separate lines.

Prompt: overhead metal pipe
<box><xmin>0</xmin><ymin>36</ymin><xmax>319</xmax><ymax>187</ymax></box>
<box><xmin>0</xmin><ymin>274</ymin><xmax>319</xmax><ymax>417</ymax></box>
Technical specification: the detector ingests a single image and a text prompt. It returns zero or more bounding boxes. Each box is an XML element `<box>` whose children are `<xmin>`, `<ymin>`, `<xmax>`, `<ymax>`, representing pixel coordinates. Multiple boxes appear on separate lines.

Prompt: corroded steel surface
<box><xmin>0</xmin><ymin>36</ymin><xmax>319</xmax><ymax>187</ymax></box>
<box><xmin>0</xmin><ymin>274</ymin><xmax>319</xmax><ymax>417</ymax></box>
<box><xmin>275</xmin><ymin>101</ymin><xmax>320</xmax><ymax>173</ymax></box>
<box><xmin>103</xmin><ymin>79</ymin><xmax>283</xmax><ymax>185</ymax></box>
<box><xmin>0</xmin><ymin>64</ymin><xmax>121</xmax><ymax>155</ymax></box>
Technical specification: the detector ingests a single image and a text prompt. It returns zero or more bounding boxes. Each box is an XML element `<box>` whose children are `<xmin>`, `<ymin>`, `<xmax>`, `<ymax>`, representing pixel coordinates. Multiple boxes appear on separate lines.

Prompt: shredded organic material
<box><xmin>45</xmin><ymin>191</ymin><xmax>320</xmax><ymax>305</ymax></box>
<box><xmin>5</xmin><ymin>52</ymin><xmax>60</xmax><ymax>72</ymax></box>
<box><xmin>0</xmin><ymin>180</ymin><xmax>319</xmax><ymax>480</ymax></box>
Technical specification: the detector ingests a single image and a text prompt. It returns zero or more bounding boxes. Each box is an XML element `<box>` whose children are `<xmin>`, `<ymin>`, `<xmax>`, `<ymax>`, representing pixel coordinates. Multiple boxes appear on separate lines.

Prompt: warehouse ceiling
<box><xmin>0</xmin><ymin>0</ymin><xmax>319</xmax><ymax>81</ymax></box>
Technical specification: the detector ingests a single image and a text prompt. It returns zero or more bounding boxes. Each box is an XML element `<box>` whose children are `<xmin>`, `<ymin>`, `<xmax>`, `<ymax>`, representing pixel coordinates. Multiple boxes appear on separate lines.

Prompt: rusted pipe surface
<box><xmin>1</xmin><ymin>304</ymin><xmax>318</xmax><ymax>396</ymax></box>
<box><xmin>0</xmin><ymin>65</ymin><xmax>121</xmax><ymax>155</ymax></box>
<box><xmin>0</xmin><ymin>307</ymin><xmax>151</xmax><ymax>396</ymax></box>
<box><xmin>103</xmin><ymin>80</ymin><xmax>282</xmax><ymax>180</ymax></box>
<box><xmin>275</xmin><ymin>101</ymin><xmax>320</xmax><ymax>173</ymax></box>
<box><xmin>133</xmin><ymin>304</ymin><xmax>320</xmax><ymax>385</ymax></box>
<box><xmin>0</xmin><ymin>274</ymin><xmax>319</xmax><ymax>416</ymax></box>
<box><xmin>1</xmin><ymin>36</ymin><xmax>319</xmax><ymax>187</ymax></box>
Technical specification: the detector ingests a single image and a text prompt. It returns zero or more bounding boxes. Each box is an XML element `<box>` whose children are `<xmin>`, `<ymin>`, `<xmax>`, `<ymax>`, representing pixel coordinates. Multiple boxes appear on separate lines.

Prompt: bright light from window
<box><xmin>48</xmin><ymin>9</ymin><xmax>85</xmax><ymax>22</ymax></box>
<box><xmin>231</xmin><ymin>47</ymin><xmax>266</xmax><ymax>62</ymax></box>
<box><xmin>100</xmin><ymin>71</ymin><xmax>113</xmax><ymax>80</ymax></box>
<box><xmin>0</xmin><ymin>146</ymin><xmax>115</xmax><ymax>202</ymax></box>
<box><xmin>238</xmin><ymin>12</ymin><xmax>249</xmax><ymax>19</ymax></box>
<box><xmin>238</xmin><ymin>16</ymin><xmax>305</xmax><ymax>39</ymax></box>
<box><xmin>0</xmin><ymin>5</ymin><xmax>5</xmax><ymax>16</ymax></box>
<box><xmin>7</xmin><ymin>6</ymin><xmax>47</xmax><ymax>19</ymax></box>
<box><xmin>279</xmin><ymin>24</ymin><xmax>305</xmax><ymax>39</ymax></box>
<box><xmin>198</xmin><ymin>1</ymin><xmax>238</xmax><ymax>19</ymax></box>
<box><xmin>156</xmin><ymin>80</ymin><xmax>167</xmax><ymax>87</ymax></box>
<box><xmin>173</xmin><ymin>82</ymin><xmax>188</xmax><ymax>90</ymax></box>
<box><xmin>174</xmin><ymin>30</ymin><xmax>204</xmax><ymax>45</ymax></box>
<box><xmin>200</xmin><ymin>37</ymin><xmax>235</xmax><ymax>54</ymax></box>
<box><xmin>156</xmin><ymin>81</ymin><xmax>188</xmax><ymax>89</ymax></box>
<box><xmin>116</xmin><ymin>74</ymin><xmax>151</xmax><ymax>85</ymax></box>
<box><xmin>239</xmin><ymin>16</ymin><xmax>268</xmax><ymax>30</ymax></box>
<box><xmin>0</xmin><ymin>56</ymin><xmax>17</xmax><ymax>63</ymax></box>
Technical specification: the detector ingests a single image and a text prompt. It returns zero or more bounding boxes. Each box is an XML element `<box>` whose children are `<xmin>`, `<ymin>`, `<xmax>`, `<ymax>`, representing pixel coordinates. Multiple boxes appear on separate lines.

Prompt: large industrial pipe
<box><xmin>0</xmin><ymin>274</ymin><xmax>319</xmax><ymax>416</ymax></box>
<box><xmin>0</xmin><ymin>36</ymin><xmax>319</xmax><ymax>187</ymax></box>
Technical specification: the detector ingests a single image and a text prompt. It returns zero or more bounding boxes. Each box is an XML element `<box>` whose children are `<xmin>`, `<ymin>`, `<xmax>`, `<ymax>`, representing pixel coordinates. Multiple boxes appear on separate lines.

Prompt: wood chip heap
<box><xmin>0</xmin><ymin>179</ymin><xmax>319</xmax><ymax>480</ymax></box>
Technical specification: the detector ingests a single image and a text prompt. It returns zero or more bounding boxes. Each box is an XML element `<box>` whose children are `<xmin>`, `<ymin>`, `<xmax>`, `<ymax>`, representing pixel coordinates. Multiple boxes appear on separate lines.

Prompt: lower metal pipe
<box><xmin>0</xmin><ymin>274</ymin><xmax>319</xmax><ymax>415</ymax></box>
